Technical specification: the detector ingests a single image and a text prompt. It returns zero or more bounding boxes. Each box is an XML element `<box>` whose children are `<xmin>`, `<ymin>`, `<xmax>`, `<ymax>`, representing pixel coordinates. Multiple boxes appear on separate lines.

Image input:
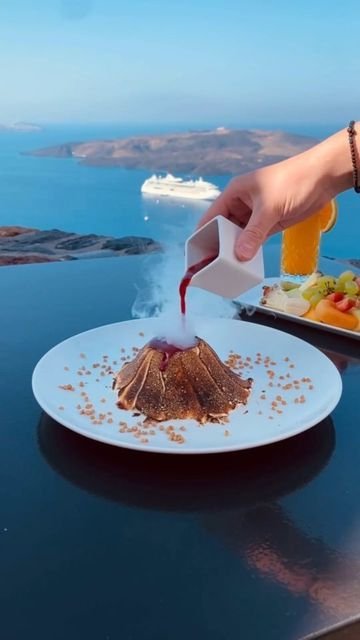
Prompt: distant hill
<box><xmin>0</xmin><ymin>121</ymin><xmax>42</xmax><ymax>132</ymax></box>
<box><xmin>25</xmin><ymin>127</ymin><xmax>316</xmax><ymax>175</ymax></box>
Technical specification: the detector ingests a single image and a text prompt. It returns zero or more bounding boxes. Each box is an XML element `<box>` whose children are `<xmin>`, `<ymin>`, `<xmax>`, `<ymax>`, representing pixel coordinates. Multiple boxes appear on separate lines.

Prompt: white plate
<box><xmin>32</xmin><ymin>318</ymin><xmax>342</xmax><ymax>454</ymax></box>
<box><xmin>235</xmin><ymin>277</ymin><xmax>360</xmax><ymax>340</ymax></box>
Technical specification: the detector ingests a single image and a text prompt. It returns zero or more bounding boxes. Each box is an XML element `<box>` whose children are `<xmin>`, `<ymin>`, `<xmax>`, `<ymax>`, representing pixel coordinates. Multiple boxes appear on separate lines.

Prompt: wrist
<box><xmin>308</xmin><ymin>125</ymin><xmax>358</xmax><ymax>198</ymax></box>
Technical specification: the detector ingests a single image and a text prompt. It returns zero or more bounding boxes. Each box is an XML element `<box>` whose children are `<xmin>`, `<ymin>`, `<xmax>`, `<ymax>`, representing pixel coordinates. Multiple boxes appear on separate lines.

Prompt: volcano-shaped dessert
<box><xmin>113</xmin><ymin>337</ymin><xmax>252</xmax><ymax>423</ymax></box>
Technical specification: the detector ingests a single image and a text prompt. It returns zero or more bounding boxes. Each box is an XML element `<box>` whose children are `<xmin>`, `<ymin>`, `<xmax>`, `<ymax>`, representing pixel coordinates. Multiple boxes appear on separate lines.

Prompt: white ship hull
<box><xmin>141</xmin><ymin>174</ymin><xmax>220</xmax><ymax>201</ymax></box>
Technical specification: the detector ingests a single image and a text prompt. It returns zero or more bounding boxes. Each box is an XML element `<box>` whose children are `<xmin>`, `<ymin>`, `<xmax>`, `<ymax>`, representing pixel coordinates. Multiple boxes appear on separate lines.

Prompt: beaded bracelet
<box><xmin>347</xmin><ymin>120</ymin><xmax>360</xmax><ymax>193</ymax></box>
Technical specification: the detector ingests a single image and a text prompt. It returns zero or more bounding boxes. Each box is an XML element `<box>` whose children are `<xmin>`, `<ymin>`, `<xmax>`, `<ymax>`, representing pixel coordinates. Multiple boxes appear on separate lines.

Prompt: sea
<box><xmin>0</xmin><ymin>122</ymin><xmax>359</xmax><ymax>259</ymax></box>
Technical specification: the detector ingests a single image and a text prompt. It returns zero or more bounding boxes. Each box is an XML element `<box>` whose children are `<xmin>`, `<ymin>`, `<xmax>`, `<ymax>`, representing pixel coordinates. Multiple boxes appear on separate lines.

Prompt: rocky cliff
<box><xmin>0</xmin><ymin>226</ymin><xmax>161</xmax><ymax>266</ymax></box>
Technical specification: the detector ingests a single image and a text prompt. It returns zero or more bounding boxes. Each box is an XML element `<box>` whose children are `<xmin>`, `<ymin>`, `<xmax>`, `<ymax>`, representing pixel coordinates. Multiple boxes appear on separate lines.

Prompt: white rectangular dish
<box><xmin>234</xmin><ymin>277</ymin><xmax>360</xmax><ymax>340</ymax></box>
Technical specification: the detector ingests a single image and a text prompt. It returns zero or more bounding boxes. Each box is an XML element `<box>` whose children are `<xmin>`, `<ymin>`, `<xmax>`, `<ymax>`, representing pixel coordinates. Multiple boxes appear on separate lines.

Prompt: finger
<box><xmin>269</xmin><ymin>212</ymin><xmax>310</xmax><ymax>236</ymax></box>
<box><xmin>235</xmin><ymin>207</ymin><xmax>274</xmax><ymax>261</ymax></box>
<box><xmin>196</xmin><ymin>191</ymin><xmax>252</xmax><ymax>230</ymax></box>
<box><xmin>196</xmin><ymin>194</ymin><xmax>230</xmax><ymax>229</ymax></box>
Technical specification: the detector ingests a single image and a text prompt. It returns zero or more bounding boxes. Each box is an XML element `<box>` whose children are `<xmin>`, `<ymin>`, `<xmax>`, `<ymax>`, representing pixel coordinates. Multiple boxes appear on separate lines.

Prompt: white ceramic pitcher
<box><xmin>184</xmin><ymin>215</ymin><xmax>264</xmax><ymax>298</ymax></box>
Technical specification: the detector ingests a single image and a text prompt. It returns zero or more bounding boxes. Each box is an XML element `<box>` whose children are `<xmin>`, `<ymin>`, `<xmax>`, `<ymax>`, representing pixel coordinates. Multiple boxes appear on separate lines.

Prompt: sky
<box><xmin>0</xmin><ymin>0</ymin><xmax>359</xmax><ymax>125</ymax></box>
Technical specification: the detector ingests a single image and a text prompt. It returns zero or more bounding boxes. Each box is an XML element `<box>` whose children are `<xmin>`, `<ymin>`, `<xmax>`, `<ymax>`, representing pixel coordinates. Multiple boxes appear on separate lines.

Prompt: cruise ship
<box><xmin>141</xmin><ymin>173</ymin><xmax>221</xmax><ymax>201</ymax></box>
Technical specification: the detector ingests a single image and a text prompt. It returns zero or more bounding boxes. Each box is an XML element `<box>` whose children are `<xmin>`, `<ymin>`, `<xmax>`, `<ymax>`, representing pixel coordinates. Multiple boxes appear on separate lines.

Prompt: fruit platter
<box><xmin>236</xmin><ymin>270</ymin><xmax>360</xmax><ymax>339</ymax></box>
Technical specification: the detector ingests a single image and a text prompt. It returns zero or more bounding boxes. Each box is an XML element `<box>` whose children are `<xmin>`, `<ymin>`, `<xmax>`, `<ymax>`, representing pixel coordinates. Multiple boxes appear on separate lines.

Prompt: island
<box><xmin>24</xmin><ymin>127</ymin><xmax>316</xmax><ymax>175</ymax></box>
<box><xmin>0</xmin><ymin>226</ymin><xmax>161</xmax><ymax>266</ymax></box>
<box><xmin>2</xmin><ymin>226</ymin><xmax>357</xmax><ymax>271</ymax></box>
<box><xmin>0</xmin><ymin>122</ymin><xmax>42</xmax><ymax>132</ymax></box>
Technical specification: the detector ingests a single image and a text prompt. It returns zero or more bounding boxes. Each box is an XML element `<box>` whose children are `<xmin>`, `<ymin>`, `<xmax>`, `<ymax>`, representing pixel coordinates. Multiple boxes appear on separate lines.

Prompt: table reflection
<box><xmin>37</xmin><ymin>410</ymin><xmax>360</xmax><ymax>626</ymax></box>
<box><xmin>38</xmin><ymin>414</ymin><xmax>360</xmax><ymax>617</ymax></box>
<box><xmin>38</xmin><ymin>414</ymin><xmax>335</xmax><ymax>511</ymax></box>
<box><xmin>203</xmin><ymin>503</ymin><xmax>360</xmax><ymax>620</ymax></box>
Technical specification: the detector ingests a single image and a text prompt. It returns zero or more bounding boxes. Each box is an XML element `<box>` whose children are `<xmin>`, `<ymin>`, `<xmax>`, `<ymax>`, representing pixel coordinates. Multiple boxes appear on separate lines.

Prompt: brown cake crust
<box><xmin>113</xmin><ymin>338</ymin><xmax>252</xmax><ymax>423</ymax></box>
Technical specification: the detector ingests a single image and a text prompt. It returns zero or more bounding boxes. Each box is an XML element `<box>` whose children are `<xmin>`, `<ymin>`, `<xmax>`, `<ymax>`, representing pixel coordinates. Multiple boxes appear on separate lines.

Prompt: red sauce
<box><xmin>179</xmin><ymin>254</ymin><xmax>217</xmax><ymax>315</ymax></box>
<box><xmin>148</xmin><ymin>255</ymin><xmax>215</xmax><ymax>371</ymax></box>
<box><xmin>148</xmin><ymin>338</ymin><xmax>184</xmax><ymax>371</ymax></box>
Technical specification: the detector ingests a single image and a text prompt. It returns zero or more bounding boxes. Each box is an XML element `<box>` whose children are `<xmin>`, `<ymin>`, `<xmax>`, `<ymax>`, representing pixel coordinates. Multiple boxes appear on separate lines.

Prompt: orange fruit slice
<box><xmin>303</xmin><ymin>307</ymin><xmax>318</xmax><ymax>322</ymax></box>
<box><xmin>314</xmin><ymin>299</ymin><xmax>357</xmax><ymax>331</ymax></box>
<box><xmin>318</xmin><ymin>199</ymin><xmax>338</xmax><ymax>233</ymax></box>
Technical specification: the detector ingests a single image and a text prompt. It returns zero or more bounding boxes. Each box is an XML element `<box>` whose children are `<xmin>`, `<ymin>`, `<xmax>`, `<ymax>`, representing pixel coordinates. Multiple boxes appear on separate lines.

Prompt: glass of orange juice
<box><xmin>281</xmin><ymin>200</ymin><xmax>337</xmax><ymax>282</ymax></box>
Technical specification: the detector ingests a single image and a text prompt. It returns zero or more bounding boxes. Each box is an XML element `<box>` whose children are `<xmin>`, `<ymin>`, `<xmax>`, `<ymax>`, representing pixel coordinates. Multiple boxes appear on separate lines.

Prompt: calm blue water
<box><xmin>0</xmin><ymin>123</ymin><xmax>358</xmax><ymax>257</ymax></box>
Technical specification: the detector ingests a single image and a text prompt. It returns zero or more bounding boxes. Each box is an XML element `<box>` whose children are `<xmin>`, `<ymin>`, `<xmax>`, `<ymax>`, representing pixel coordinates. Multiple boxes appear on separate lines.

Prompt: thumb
<box><xmin>235</xmin><ymin>208</ymin><xmax>272</xmax><ymax>261</ymax></box>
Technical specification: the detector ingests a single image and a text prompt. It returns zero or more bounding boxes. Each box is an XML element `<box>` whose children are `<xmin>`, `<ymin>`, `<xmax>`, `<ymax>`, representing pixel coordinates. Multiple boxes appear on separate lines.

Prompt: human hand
<box><xmin>197</xmin><ymin>126</ymin><xmax>355</xmax><ymax>261</ymax></box>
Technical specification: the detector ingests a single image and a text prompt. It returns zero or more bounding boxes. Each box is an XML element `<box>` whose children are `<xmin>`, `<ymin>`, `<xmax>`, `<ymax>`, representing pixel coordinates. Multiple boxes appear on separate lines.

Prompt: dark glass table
<box><xmin>1</xmin><ymin>255</ymin><xmax>359</xmax><ymax>640</ymax></box>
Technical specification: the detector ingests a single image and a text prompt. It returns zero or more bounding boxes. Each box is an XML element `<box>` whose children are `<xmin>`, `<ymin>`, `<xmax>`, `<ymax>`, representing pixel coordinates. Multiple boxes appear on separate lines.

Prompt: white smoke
<box><xmin>154</xmin><ymin>312</ymin><xmax>198</xmax><ymax>349</ymax></box>
<box><xmin>131</xmin><ymin>241</ymin><xmax>238</xmax><ymax>335</ymax></box>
